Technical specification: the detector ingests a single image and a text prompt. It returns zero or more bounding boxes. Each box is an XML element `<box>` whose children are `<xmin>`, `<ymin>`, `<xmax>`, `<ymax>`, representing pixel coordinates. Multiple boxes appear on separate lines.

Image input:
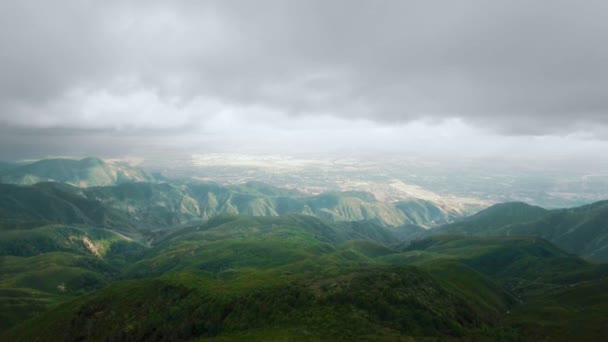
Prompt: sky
<box><xmin>1</xmin><ymin>0</ymin><xmax>608</xmax><ymax>162</ymax></box>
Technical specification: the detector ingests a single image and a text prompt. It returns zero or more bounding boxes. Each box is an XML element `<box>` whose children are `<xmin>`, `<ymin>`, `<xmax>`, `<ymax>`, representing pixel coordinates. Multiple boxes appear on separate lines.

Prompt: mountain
<box><xmin>498</xmin><ymin>201</ymin><xmax>608</xmax><ymax>261</ymax></box>
<box><xmin>3</xmin><ymin>167</ymin><xmax>608</xmax><ymax>339</ymax></box>
<box><xmin>435</xmin><ymin>202</ymin><xmax>549</xmax><ymax>235</ymax></box>
<box><xmin>0</xmin><ymin>181</ymin><xmax>464</xmax><ymax>233</ymax></box>
<box><xmin>0</xmin><ymin>157</ymin><xmax>154</xmax><ymax>187</ymax></box>
<box><xmin>462</xmin><ymin>202</ymin><xmax>549</xmax><ymax>225</ymax></box>
<box><xmin>431</xmin><ymin>201</ymin><xmax>608</xmax><ymax>261</ymax></box>
<box><xmin>0</xmin><ymin>157</ymin><xmax>467</xmax><ymax>228</ymax></box>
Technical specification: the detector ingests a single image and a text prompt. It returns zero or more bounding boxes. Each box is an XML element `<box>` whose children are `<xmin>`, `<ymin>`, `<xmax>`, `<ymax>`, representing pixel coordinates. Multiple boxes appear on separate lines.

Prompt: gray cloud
<box><xmin>1</xmin><ymin>0</ymin><xmax>608</xmax><ymax>140</ymax></box>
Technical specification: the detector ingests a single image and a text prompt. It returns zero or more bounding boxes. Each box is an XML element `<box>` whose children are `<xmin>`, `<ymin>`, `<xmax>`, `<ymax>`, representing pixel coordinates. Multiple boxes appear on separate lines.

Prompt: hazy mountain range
<box><xmin>0</xmin><ymin>157</ymin><xmax>461</xmax><ymax>229</ymax></box>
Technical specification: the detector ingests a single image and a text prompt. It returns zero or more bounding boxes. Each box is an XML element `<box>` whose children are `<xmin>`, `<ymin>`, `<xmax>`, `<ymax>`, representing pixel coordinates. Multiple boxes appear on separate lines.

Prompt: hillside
<box><xmin>432</xmin><ymin>201</ymin><xmax>608</xmax><ymax>261</ymax></box>
<box><xmin>4</xmin><ymin>220</ymin><xmax>608</xmax><ymax>341</ymax></box>
<box><xmin>395</xmin><ymin>198</ymin><xmax>463</xmax><ymax>226</ymax></box>
<box><xmin>0</xmin><ymin>157</ymin><xmax>154</xmax><ymax>187</ymax></box>
<box><xmin>500</xmin><ymin>201</ymin><xmax>608</xmax><ymax>261</ymax></box>
<box><xmin>0</xmin><ymin>225</ymin><xmax>143</xmax><ymax>331</ymax></box>
<box><xmin>435</xmin><ymin>202</ymin><xmax>549</xmax><ymax>236</ymax></box>
<box><xmin>3</xmin><ymin>265</ymin><xmax>511</xmax><ymax>341</ymax></box>
<box><xmin>0</xmin><ymin>183</ymin><xmax>137</xmax><ymax>233</ymax></box>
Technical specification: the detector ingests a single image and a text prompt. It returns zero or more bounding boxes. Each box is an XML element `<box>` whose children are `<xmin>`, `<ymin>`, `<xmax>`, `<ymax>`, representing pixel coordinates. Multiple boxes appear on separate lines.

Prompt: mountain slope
<box><xmin>398</xmin><ymin>235</ymin><xmax>605</xmax><ymax>290</ymax></box>
<box><xmin>499</xmin><ymin>201</ymin><xmax>608</xmax><ymax>261</ymax></box>
<box><xmin>0</xmin><ymin>157</ymin><xmax>154</xmax><ymax>187</ymax></box>
<box><xmin>431</xmin><ymin>201</ymin><xmax>608</xmax><ymax>261</ymax></box>
<box><xmin>0</xmin><ymin>183</ymin><xmax>136</xmax><ymax>232</ymax></box>
<box><xmin>395</xmin><ymin>198</ymin><xmax>462</xmax><ymax>226</ymax></box>
<box><xmin>435</xmin><ymin>202</ymin><xmax>549</xmax><ymax>235</ymax></box>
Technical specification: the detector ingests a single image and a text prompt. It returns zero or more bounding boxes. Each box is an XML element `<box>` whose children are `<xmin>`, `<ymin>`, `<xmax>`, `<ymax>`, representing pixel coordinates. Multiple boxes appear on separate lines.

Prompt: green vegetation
<box><xmin>0</xmin><ymin>225</ymin><xmax>143</xmax><ymax>330</ymax></box>
<box><xmin>434</xmin><ymin>201</ymin><xmax>608</xmax><ymax>261</ymax></box>
<box><xmin>395</xmin><ymin>198</ymin><xmax>462</xmax><ymax>226</ymax></box>
<box><xmin>1</xmin><ymin>213</ymin><xmax>607</xmax><ymax>340</ymax></box>
<box><xmin>3</xmin><ymin>265</ymin><xmax>513</xmax><ymax>341</ymax></box>
<box><xmin>0</xmin><ymin>180</ymin><xmax>461</xmax><ymax>233</ymax></box>
<box><xmin>2</xmin><ymin>163</ymin><xmax>608</xmax><ymax>340</ymax></box>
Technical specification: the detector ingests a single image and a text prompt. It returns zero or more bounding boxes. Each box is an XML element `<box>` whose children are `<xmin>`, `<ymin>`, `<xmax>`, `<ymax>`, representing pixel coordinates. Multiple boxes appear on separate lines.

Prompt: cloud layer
<box><xmin>1</xmin><ymin>0</ymin><xmax>608</xmax><ymax>158</ymax></box>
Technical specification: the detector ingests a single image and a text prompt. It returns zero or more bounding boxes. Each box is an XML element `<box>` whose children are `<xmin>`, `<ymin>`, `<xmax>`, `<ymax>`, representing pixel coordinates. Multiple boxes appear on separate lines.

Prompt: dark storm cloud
<box><xmin>1</xmin><ymin>0</ymin><xmax>608</xmax><ymax>136</ymax></box>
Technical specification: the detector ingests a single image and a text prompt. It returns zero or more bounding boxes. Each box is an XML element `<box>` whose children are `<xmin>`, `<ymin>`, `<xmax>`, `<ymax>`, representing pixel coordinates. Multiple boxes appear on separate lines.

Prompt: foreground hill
<box><xmin>2</xmin><ymin>213</ymin><xmax>608</xmax><ymax>340</ymax></box>
<box><xmin>0</xmin><ymin>213</ymin><xmax>420</xmax><ymax>329</ymax></box>
<box><xmin>0</xmin><ymin>157</ymin><xmax>154</xmax><ymax>187</ymax></box>
<box><xmin>0</xmin><ymin>218</ymin><xmax>506</xmax><ymax>340</ymax></box>
<box><xmin>432</xmin><ymin>201</ymin><xmax>608</xmax><ymax>261</ymax></box>
<box><xmin>4</xmin><ymin>265</ymin><xmax>511</xmax><ymax>341</ymax></box>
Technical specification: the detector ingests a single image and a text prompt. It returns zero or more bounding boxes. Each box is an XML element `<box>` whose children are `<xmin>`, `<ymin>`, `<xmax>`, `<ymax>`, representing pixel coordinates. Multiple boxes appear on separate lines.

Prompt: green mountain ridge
<box><xmin>0</xmin><ymin>157</ymin><xmax>155</xmax><ymax>187</ymax></box>
<box><xmin>0</xmin><ymin>157</ymin><xmax>468</xmax><ymax>228</ymax></box>
<box><xmin>431</xmin><ymin>201</ymin><xmax>608</xmax><ymax>261</ymax></box>
<box><xmin>0</xmin><ymin>181</ymin><xmax>459</xmax><ymax>231</ymax></box>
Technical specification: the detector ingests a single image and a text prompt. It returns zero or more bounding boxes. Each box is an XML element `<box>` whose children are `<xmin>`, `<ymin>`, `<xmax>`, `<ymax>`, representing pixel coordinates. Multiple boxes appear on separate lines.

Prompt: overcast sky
<box><xmin>1</xmin><ymin>0</ymin><xmax>608</xmax><ymax>162</ymax></box>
